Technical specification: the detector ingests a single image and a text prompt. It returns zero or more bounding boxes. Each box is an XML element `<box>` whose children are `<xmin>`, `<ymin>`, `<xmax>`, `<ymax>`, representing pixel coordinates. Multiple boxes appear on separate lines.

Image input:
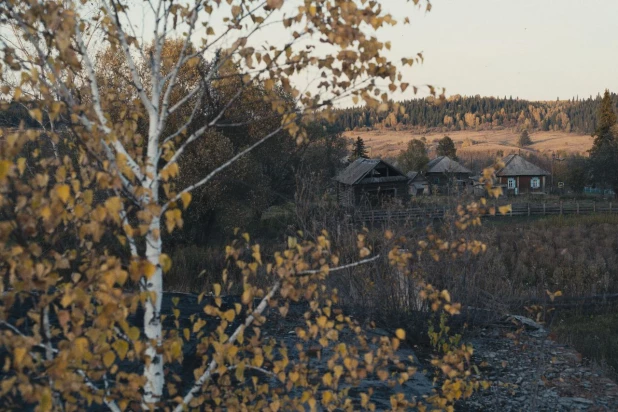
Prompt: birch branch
<box><xmin>175</xmin><ymin>254</ymin><xmax>380</xmax><ymax>411</ymax></box>
<box><xmin>295</xmin><ymin>255</ymin><xmax>381</xmax><ymax>276</ymax></box>
<box><xmin>227</xmin><ymin>364</ymin><xmax>277</xmax><ymax>379</ymax></box>
<box><xmin>0</xmin><ymin>321</ymin><xmax>121</xmax><ymax>412</ymax></box>
<box><xmin>166</xmin><ymin>5</ymin><xmax>275</xmax><ymax>117</ymax></box>
<box><xmin>162</xmin><ymin>124</ymin><xmax>284</xmax><ymax>212</ymax></box>
<box><xmin>102</xmin><ymin>0</ymin><xmax>155</xmax><ymax>116</ymax></box>
<box><xmin>174</xmin><ymin>279</ymin><xmax>281</xmax><ymax>412</ymax></box>
<box><xmin>161</xmin><ymin>86</ymin><xmax>205</xmax><ymax>145</ymax></box>
<box><xmin>156</xmin><ymin>1</ymin><xmax>201</xmax><ymax>135</ymax></box>
<box><xmin>75</xmin><ymin>20</ymin><xmax>144</xmax><ymax>183</ymax></box>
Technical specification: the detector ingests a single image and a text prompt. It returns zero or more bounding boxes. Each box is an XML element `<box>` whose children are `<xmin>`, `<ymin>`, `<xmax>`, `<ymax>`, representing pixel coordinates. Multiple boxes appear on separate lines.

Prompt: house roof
<box><xmin>496</xmin><ymin>154</ymin><xmax>550</xmax><ymax>176</ymax></box>
<box><xmin>426</xmin><ymin>156</ymin><xmax>472</xmax><ymax>175</ymax></box>
<box><xmin>406</xmin><ymin>171</ymin><xmax>428</xmax><ymax>182</ymax></box>
<box><xmin>334</xmin><ymin>158</ymin><xmax>408</xmax><ymax>185</ymax></box>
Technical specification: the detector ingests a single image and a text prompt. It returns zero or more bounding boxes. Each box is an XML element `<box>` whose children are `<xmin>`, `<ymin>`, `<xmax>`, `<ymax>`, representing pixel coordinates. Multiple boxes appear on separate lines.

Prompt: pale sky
<box><xmin>109</xmin><ymin>0</ymin><xmax>618</xmax><ymax>103</ymax></box>
<box><xmin>384</xmin><ymin>0</ymin><xmax>618</xmax><ymax>101</ymax></box>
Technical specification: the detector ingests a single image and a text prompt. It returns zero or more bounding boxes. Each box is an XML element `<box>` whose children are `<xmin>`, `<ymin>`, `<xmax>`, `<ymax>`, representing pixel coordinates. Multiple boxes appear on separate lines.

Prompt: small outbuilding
<box><xmin>334</xmin><ymin>158</ymin><xmax>409</xmax><ymax>207</ymax></box>
<box><xmin>425</xmin><ymin>156</ymin><xmax>473</xmax><ymax>193</ymax></box>
<box><xmin>407</xmin><ymin>171</ymin><xmax>429</xmax><ymax>196</ymax></box>
<box><xmin>496</xmin><ymin>154</ymin><xmax>550</xmax><ymax>195</ymax></box>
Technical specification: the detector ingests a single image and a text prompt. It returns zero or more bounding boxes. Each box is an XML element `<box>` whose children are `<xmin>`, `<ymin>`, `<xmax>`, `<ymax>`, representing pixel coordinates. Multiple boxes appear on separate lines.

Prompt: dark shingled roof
<box><xmin>496</xmin><ymin>154</ymin><xmax>550</xmax><ymax>176</ymax></box>
<box><xmin>406</xmin><ymin>171</ymin><xmax>427</xmax><ymax>182</ymax></box>
<box><xmin>426</xmin><ymin>156</ymin><xmax>472</xmax><ymax>174</ymax></box>
<box><xmin>334</xmin><ymin>158</ymin><xmax>408</xmax><ymax>185</ymax></box>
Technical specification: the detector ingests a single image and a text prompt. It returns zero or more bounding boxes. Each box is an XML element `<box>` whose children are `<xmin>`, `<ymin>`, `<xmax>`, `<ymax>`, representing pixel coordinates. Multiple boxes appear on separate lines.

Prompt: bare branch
<box><xmin>295</xmin><ymin>255</ymin><xmax>382</xmax><ymax>276</ymax></box>
<box><xmin>227</xmin><ymin>364</ymin><xmax>277</xmax><ymax>379</ymax></box>
<box><xmin>101</xmin><ymin>0</ymin><xmax>155</xmax><ymax>116</ymax></box>
<box><xmin>157</xmin><ymin>1</ymin><xmax>201</xmax><ymax>135</ymax></box>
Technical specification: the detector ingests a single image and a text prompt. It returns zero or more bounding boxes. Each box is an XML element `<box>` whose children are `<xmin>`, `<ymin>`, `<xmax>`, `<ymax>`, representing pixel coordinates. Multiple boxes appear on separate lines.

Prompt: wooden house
<box><xmin>407</xmin><ymin>171</ymin><xmax>429</xmax><ymax>196</ymax></box>
<box><xmin>425</xmin><ymin>156</ymin><xmax>473</xmax><ymax>193</ymax></box>
<box><xmin>496</xmin><ymin>154</ymin><xmax>550</xmax><ymax>195</ymax></box>
<box><xmin>334</xmin><ymin>158</ymin><xmax>409</xmax><ymax>207</ymax></box>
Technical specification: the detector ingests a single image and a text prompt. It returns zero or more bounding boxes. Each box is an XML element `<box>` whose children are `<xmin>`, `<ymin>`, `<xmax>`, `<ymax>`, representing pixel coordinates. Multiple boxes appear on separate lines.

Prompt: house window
<box><xmin>507</xmin><ymin>178</ymin><xmax>516</xmax><ymax>189</ymax></box>
<box><xmin>531</xmin><ymin>177</ymin><xmax>540</xmax><ymax>189</ymax></box>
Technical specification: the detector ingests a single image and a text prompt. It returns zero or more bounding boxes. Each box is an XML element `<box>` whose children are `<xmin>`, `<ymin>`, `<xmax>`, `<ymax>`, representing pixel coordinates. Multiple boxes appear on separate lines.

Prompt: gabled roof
<box><xmin>496</xmin><ymin>154</ymin><xmax>550</xmax><ymax>176</ymax></box>
<box><xmin>334</xmin><ymin>158</ymin><xmax>408</xmax><ymax>185</ymax></box>
<box><xmin>406</xmin><ymin>171</ymin><xmax>427</xmax><ymax>182</ymax></box>
<box><xmin>426</xmin><ymin>156</ymin><xmax>472</xmax><ymax>175</ymax></box>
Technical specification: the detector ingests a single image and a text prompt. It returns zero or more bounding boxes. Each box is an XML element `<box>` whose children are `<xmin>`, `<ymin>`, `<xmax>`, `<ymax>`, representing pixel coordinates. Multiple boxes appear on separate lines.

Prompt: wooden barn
<box><xmin>496</xmin><ymin>154</ymin><xmax>550</xmax><ymax>195</ymax></box>
<box><xmin>334</xmin><ymin>158</ymin><xmax>409</xmax><ymax>207</ymax></box>
<box><xmin>425</xmin><ymin>156</ymin><xmax>473</xmax><ymax>193</ymax></box>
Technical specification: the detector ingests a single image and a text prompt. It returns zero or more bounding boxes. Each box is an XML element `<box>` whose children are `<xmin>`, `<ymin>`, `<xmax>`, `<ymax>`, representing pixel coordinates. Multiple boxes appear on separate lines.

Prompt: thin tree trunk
<box><xmin>143</xmin><ymin>217</ymin><xmax>164</xmax><ymax>405</ymax></box>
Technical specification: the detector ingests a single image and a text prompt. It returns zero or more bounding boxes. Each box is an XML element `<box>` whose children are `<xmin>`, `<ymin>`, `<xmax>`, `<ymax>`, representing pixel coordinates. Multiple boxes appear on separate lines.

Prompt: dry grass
<box><xmin>343</xmin><ymin>129</ymin><xmax>594</xmax><ymax>158</ymax></box>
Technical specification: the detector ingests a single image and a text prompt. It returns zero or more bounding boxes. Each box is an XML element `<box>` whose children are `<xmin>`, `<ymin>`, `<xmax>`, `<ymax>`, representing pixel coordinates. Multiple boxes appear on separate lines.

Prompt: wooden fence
<box><xmin>356</xmin><ymin>201</ymin><xmax>616</xmax><ymax>223</ymax></box>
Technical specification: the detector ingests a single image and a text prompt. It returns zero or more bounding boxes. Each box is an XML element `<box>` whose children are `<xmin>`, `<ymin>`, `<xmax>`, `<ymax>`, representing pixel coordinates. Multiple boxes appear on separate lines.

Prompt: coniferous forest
<box><xmin>332</xmin><ymin>93</ymin><xmax>618</xmax><ymax>134</ymax></box>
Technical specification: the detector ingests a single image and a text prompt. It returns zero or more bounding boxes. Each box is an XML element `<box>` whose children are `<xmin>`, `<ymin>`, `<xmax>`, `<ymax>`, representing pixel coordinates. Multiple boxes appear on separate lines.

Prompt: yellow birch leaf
<box><xmin>103</xmin><ymin>351</ymin><xmax>116</xmax><ymax>368</ymax></box>
<box><xmin>13</xmin><ymin>347</ymin><xmax>27</xmax><ymax>367</ymax></box>
<box><xmin>180</xmin><ymin>192</ymin><xmax>192</xmax><ymax>209</ymax></box>
<box><xmin>159</xmin><ymin>254</ymin><xmax>172</xmax><ymax>273</ymax></box>
<box><xmin>56</xmin><ymin>184</ymin><xmax>71</xmax><ymax>203</ymax></box>
<box><xmin>253</xmin><ymin>354</ymin><xmax>264</xmax><ymax>367</ymax></box>
<box><xmin>498</xmin><ymin>205</ymin><xmax>512</xmax><ymax>215</ymax></box>
<box><xmin>127</xmin><ymin>327</ymin><xmax>140</xmax><ymax>341</ymax></box>
<box><xmin>143</xmin><ymin>261</ymin><xmax>157</xmax><ymax>280</ymax></box>
<box><xmin>395</xmin><ymin>329</ymin><xmax>406</xmax><ymax>340</ymax></box>
<box><xmin>165</xmin><ymin>210</ymin><xmax>176</xmax><ymax>233</ymax></box>
<box><xmin>222</xmin><ymin>309</ymin><xmax>235</xmax><ymax>322</ymax></box>
<box><xmin>38</xmin><ymin>387</ymin><xmax>52</xmax><ymax>412</ymax></box>
<box><xmin>113</xmin><ymin>340</ymin><xmax>129</xmax><ymax>360</ymax></box>
<box><xmin>0</xmin><ymin>160</ymin><xmax>10</xmax><ymax>179</ymax></box>
<box><xmin>40</xmin><ymin>206</ymin><xmax>51</xmax><ymax>220</ymax></box>
<box><xmin>17</xmin><ymin>158</ymin><xmax>25</xmax><ymax>175</ymax></box>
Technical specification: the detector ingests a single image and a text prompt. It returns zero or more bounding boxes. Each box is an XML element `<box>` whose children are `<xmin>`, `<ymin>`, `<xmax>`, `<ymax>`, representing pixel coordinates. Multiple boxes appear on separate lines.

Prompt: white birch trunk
<box><xmin>142</xmin><ymin>218</ymin><xmax>164</xmax><ymax>404</ymax></box>
<box><xmin>143</xmin><ymin>106</ymin><xmax>164</xmax><ymax>403</ymax></box>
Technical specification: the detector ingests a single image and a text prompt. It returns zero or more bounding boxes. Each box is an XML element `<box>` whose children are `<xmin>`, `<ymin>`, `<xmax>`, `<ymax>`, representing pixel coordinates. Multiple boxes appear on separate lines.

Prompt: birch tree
<box><xmin>0</xmin><ymin>0</ymin><xmax>475</xmax><ymax>410</ymax></box>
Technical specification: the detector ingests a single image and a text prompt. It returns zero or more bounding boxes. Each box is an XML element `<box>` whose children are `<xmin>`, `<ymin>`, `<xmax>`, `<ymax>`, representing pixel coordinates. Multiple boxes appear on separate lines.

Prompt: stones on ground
<box><xmin>456</xmin><ymin>321</ymin><xmax>618</xmax><ymax>411</ymax></box>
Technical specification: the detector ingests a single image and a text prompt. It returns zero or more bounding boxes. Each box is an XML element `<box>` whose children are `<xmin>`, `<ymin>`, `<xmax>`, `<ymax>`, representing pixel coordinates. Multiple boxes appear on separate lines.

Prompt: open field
<box><xmin>343</xmin><ymin>129</ymin><xmax>594</xmax><ymax>158</ymax></box>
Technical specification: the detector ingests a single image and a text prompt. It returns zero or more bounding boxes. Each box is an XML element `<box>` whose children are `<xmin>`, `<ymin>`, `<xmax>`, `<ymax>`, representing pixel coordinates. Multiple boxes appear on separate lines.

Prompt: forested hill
<box><xmin>333</xmin><ymin>93</ymin><xmax>618</xmax><ymax>135</ymax></box>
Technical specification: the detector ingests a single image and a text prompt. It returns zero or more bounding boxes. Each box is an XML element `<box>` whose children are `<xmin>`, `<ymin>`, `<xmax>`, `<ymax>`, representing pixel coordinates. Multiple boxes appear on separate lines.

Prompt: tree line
<box><xmin>333</xmin><ymin>93</ymin><xmax>618</xmax><ymax>134</ymax></box>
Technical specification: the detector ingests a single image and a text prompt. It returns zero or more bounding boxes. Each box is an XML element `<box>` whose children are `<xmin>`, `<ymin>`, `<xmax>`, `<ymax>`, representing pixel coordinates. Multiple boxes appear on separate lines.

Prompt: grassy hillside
<box><xmin>343</xmin><ymin>128</ymin><xmax>593</xmax><ymax>159</ymax></box>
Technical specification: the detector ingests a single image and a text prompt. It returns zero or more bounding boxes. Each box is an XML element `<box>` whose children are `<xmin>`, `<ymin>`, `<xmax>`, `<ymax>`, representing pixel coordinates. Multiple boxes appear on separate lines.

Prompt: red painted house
<box><xmin>496</xmin><ymin>154</ymin><xmax>550</xmax><ymax>195</ymax></box>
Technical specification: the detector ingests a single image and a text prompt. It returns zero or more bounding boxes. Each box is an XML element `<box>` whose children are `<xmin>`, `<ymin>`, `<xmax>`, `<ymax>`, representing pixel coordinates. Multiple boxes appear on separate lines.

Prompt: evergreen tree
<box><xmin>436</xmin><ymin>136</ymin><xmax>457</xmax><ymax>159</ymax></box>
<box><xmin>517</xmin><ymin>129</ymin><xmax>533</xmax><ymax>147</ymax></box>
<box><xmin>397</xmin><ymin>139</ymin><xmax>429</xmax><ymax>172</ymax></box>
<box><xmin>592</xmin><ymin>89</ymin><xmax>617</xmax><ymax>147</ymax></box>
<box><xmin>351</xmin><ymin>136</ymin><xmax>369</xmax><ymax>159</ymax></box>
<box><xmin>589</xmin><ymin>90</ymin><xmax>618</xmax><ymax>197</ymax></box>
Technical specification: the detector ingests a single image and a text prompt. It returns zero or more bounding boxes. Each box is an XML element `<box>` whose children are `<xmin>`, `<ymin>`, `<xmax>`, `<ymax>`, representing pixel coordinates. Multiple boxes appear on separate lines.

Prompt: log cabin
<box><xmin>334</xmin><ymin>158</ymin><xmax>409</xmax><ymax>207</ymax></box>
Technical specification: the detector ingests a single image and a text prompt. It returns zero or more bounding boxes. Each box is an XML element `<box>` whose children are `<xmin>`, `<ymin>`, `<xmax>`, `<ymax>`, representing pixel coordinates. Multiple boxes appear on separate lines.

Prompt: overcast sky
<box><xmin>384</xmin><ymin>0</ymin><xmax>618</xmax><ymax>101</ymax></box>
<box><xmin>118</xmin><ymin>0</ymin><xmax>618</xmax><ymax>103</ymax></box>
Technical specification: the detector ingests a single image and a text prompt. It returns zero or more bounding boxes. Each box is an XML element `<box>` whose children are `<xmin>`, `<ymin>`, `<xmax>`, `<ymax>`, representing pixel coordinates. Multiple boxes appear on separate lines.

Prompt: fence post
<box><xmin>577</xmin><ymin>202</ymin><xmax>579</xmax><ymax>215</ymax></box>
<box><xmin>594</xmin><ymin>201</ymin><xmax>596</xmax><ymax>213</ymax></box>
<box><xmin>611</xmin><ymin>202</ymin><xmax>613</xmax><ymax>213</ymax></box>
<box><xmin>560</xmin><ymin>201</ymin><xmax>563</xmax><ymax>215</ymax></box>
<box><xmin>543</xmin><ymin>202</ymin><xmax>546</xmax><ymax>215</ymax></box>
<box><xmin>527</xmin><ymin>203</ymin><xmax>530</xmax><ymax>216</ymax></box>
